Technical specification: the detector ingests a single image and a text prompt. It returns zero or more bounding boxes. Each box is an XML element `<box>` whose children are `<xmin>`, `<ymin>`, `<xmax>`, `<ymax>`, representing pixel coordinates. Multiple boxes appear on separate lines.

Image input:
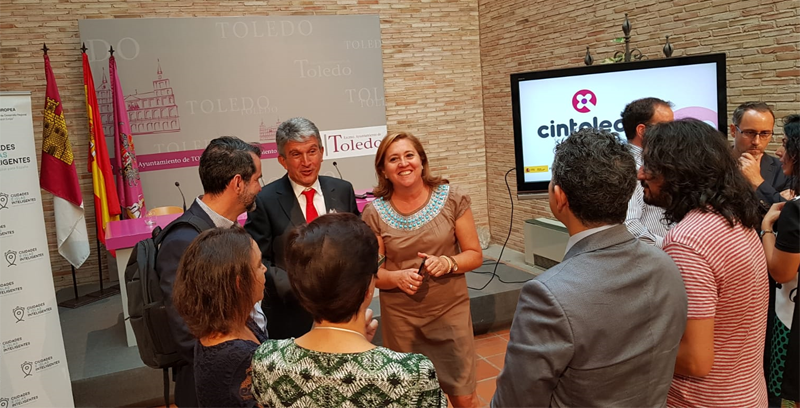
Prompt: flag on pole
<box><xmin>82</xmin><ymin>52</ymin><xmax>121</xmax><ymax>245</ymax></box>
<box><xmin>40</xmin><ymin>53</ymin><xmax>91</xmax><ymax>268</ymax></box>
<box><xmin>109</xmin><ymin>54</ymin><xmax>146</xmax><ymax>219</ymax></box>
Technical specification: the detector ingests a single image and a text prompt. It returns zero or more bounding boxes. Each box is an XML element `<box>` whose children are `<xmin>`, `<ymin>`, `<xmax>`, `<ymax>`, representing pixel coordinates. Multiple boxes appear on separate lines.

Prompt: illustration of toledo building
<box><xmin>259</xmin><ymin>119</ymin><xmax>280</xmax><ymax>144</ymax></box>
<box><xmin>97</xmin><ymin>61</ymin><xmax>181</xmax><ymax>137</ymax></box>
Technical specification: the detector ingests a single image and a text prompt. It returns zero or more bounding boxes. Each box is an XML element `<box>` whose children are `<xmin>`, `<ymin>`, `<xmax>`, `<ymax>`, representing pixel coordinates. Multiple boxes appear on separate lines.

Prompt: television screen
<box><xmin>511</xmin><ymin>53</ymin><xmax>727</xmax><ymax>197</ymax></box>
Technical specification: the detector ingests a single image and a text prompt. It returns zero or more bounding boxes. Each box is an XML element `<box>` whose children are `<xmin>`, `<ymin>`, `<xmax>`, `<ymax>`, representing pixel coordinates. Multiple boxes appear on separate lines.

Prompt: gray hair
<box><xmin>275</xmin><ymin>117</ymin><xmax>322</xmax><ymax>157</ymax></box>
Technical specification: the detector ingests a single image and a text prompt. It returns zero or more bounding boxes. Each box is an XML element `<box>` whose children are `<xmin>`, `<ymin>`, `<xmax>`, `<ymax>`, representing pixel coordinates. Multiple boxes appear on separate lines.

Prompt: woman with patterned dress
<box><xmin>172</xmin><ymin>227</ymin><xmax>268</xmax><ymax>407</ymax></box>
<box><xmin>762</xmin><ymin>114</ymin><xmax>800</xmax><ymax>408</ymax></box>
<box><xmin>361</xmin><ymin>132</ymin><xmax>483</xmax><ymax>407</ymax></box>
<box><xmin>251</xmin><ymin>213</ymin><xmax>446</xmax><ymax>408</ymax></box>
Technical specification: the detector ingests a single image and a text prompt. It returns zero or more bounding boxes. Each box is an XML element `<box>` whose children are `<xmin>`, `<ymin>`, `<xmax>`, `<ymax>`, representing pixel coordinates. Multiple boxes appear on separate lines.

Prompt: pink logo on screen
<box><xmin>572</xmin><ymin>90</ymin><xmax>597</xmax><ymax>113</ymax></box>
<box><xmin>674</xmin><ymin>106</ymin><xmax>718</xmax><ymax>128</ymax></box>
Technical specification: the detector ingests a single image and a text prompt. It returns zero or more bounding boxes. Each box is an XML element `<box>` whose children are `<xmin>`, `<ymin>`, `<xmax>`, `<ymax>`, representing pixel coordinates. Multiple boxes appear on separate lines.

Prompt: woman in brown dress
<box><xmin>362</xmin><ymin>132</ymin><xmax>483</xmax><ymax>407</ymax></box>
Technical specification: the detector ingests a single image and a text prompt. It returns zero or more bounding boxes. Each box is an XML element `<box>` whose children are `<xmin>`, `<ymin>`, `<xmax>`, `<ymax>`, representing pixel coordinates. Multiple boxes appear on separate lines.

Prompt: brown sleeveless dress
<box><xmin>362</xmin><ymin>184</ymin><xmax>476</xmax><ymax>396</ymax></box>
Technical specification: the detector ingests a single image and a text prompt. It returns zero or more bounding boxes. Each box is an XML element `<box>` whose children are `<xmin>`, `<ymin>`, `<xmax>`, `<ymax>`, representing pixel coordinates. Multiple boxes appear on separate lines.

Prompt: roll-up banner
<box><xmin>0</xmin><ymin>92</ymin><xmax>75</xmax><ymax>408</ymax></box>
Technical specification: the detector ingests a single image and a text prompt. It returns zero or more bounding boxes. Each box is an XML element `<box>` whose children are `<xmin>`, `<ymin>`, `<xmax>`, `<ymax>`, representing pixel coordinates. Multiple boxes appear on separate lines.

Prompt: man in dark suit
<box><xmin>731</xmin><ymin>104</ymin><xmax>795</xmax><ymax>405</ymax></box>
<box><xmin>157</xmin><ymin>137</ymin><xmax>263</xmax><ymax>407</ymax></box>
<box><xmin>732</xmin><ymin>101</ymin><xmax>792</xmax><ymax>207</ymax></box>
<box><xmin>492</xmin><ymin>129</ymin><xmax>688</xmax><ymax>408</ymax></box>
<box><xmin>245</xmin><ymin>117</ymin><xmax>359</xmax><ymax>339</ymax></box>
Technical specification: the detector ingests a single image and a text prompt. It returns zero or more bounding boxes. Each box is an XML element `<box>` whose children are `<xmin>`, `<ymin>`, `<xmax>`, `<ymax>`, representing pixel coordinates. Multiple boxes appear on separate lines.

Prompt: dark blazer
<box><xmin>244</xmin><ymin>174</ymin><xmax>359</xmax><ymax>339</ymax></box>
<box><xmin>757</xmin><ymin>153</ymin><xmax>790</xmax><ymax>207</ymax></box>
<box><xmin>156</xmin><ymin>201</ymin><xmax>214</xmax><ymax>408</ymax></box>
<box><xmin>493</xmin><ymin>225</ymin><xmax>688</xmax><ymax>408</ymax></box>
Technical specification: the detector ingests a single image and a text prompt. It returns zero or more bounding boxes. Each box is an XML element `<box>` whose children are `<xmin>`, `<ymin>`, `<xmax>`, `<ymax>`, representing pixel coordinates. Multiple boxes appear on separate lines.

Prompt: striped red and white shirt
<box><xmin>664</xmin><ymin>209</ymin><xmax>768</xmax><ymax>408</ymax></box>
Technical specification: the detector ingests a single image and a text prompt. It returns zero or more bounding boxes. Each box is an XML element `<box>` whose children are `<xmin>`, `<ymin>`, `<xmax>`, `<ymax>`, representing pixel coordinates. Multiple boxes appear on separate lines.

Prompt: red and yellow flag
<box><xmin>83</xmin><ymin>52</ymin><xmax>121</xmax><ymax>245</ymax></box>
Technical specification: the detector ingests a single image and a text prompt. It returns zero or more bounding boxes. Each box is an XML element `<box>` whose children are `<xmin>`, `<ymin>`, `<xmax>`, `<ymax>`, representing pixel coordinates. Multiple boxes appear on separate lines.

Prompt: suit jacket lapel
<box><xmin>319</xmin><ymin>176</ymin><xmax>338</xmax><ymax>213</ymax></box>
<box><xmin>563</xmin><ymin>224</ymin><xmax>634</xmax><ymax>262</ymax></box>
<box><xmin>759</xmin><ymin>153</ymin><xmax>776</xmax><ymax>183</ymax></box>
<box><xmin>277</xmin><ymin>175</ymin><xmax>306</xmax><ymax>226</ymax></box>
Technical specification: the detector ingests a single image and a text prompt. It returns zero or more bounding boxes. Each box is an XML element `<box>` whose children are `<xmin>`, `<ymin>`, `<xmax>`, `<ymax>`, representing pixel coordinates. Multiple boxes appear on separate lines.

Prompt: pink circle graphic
<box><xmin>572</xmin><ymin>89</ymin><xmax>596</xmax><ymax>113</ymax></box>
<box><xmin>673</xmin><ymin>106</ymin><xmax>718</xmax><ymax>128</ymax></box>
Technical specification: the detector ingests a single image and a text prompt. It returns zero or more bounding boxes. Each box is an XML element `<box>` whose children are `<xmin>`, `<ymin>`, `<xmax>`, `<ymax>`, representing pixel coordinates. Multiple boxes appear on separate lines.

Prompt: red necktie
<box><xmin>302</xmin><ymin>189</ymin><xmax>318</xmax><ymax>223</ymax></box>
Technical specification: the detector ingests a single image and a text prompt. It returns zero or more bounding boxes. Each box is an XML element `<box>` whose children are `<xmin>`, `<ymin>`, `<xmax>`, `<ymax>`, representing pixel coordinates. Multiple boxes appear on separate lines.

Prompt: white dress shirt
<box><xmin>288</xmin><ymin>178</ymin><xmax>326</xmax><ymax>220</ymax></box>
<box><xmin>624</xmin><ymin>144</ymin><xmax>670</xmax><ymax>247</ymax></box>
<box><xmin>564</xmin><ymin>224</ymin><xmax>617</xmax><ymax>255</ymax></box>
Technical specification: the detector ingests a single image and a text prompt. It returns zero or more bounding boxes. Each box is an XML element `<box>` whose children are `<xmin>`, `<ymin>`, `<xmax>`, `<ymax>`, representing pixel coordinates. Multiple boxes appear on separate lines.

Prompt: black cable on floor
<box><xmin>468</xmin><ymin>167</ymin><xmax>517</xmax><ymax>291</ymax></box>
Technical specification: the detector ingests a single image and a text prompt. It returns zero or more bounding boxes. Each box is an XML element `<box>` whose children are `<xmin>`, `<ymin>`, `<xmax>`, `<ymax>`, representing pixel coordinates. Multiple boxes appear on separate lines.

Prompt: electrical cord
<box><xmin>468</xmin><ymin>168</ymin><xmax>521</xmax><ymax>290</ymax></box>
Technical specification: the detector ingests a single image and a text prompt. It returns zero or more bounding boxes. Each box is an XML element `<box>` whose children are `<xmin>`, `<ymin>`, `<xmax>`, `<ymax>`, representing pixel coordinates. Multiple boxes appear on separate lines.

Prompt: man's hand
<box><xmin>739</xmin><ymin>153</ymin><xmax>764</xmax><ymax>188</ymax></box>
<box><xmin>780</xmin><ymin>189</ymin><xmax>795</xmax><ymax>201</ymax></box>
<box><xmin>364</xmin><ymin>308</ymin><xmax>379</xmax><ymax>343</ymax></box>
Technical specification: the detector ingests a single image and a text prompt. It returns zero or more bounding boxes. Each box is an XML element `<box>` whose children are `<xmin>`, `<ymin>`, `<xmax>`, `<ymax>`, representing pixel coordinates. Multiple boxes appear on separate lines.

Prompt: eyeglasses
<box><xmin>736</xmin><ymin>126</ymin><xmax>773</xmax><ymax>139</ymax></box>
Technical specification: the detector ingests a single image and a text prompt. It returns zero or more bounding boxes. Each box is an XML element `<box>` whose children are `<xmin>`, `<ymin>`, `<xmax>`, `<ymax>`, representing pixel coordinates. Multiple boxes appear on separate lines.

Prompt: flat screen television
<box><xmin>511</xmin><ymin>53</ymin><xmax>727</xmax><ymax>198</ymax></box>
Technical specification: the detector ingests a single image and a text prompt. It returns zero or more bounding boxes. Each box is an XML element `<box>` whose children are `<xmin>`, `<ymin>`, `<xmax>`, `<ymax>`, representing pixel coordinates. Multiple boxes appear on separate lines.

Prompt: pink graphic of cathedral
<box><xmin>259</xmin><ymin>119</ymin><xmax>281</xmax><ymax>144</ymax></box>
<box><xmin>97</xmin><ymin>60</ymin><xmax>180</xmax><ymax>137</ymax></box>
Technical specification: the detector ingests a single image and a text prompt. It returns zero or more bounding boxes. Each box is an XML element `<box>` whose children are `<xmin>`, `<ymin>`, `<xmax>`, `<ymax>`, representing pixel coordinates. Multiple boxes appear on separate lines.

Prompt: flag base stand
<box><xmin>57</xmin><ymin>264</ymin><xmax>120</xmax><ymax>309</ymax></box>
<box><xmin>58</xmin><ymin>294</ymin><xmax>105</xmax><ymax>309</ymax></box>
<box><xmin>86</xmin><ymin>284</ymin><xmax>121</xmax><ymax>299</ymax></box>
<box><xmin>57</xmin><ymin>285</ymin><xmax>120</xmax><ymax>309</ymax></box>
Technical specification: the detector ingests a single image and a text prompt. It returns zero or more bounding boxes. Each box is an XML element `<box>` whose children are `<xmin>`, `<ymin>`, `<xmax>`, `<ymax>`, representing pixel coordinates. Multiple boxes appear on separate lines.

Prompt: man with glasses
<box><xmin>732</xmin><ymin>101</ymin><xmax>791</xmax><ymax>207</ymax></box>
<box><xmin>245</xmin><ymin>117</ymin><xmax>360</xmax><ymax>339</ymax></box>
<box><xmin>620</xmin><ymin>97</ymin><xmax>675</xmax><ymax>247</ymax></box>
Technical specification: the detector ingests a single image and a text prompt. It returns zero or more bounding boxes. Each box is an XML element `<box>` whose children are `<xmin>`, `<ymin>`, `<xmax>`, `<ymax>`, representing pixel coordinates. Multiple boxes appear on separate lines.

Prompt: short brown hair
<box><xmin>284</xmin><ymin>213</ymin><xmax>377</xmax><ymax>323</ymax></box>
<box><xmin>372</xmin><ymin>132</ymin><xmax>447</xmax><ymax>199</ymax></box>
<box><xmin>731</xmin><ymin>101</ymin><xmax>775</xmax><ymax>126</ymax></box>
<box><xmin>173</xmin><ymin>227</ymin><xmax>257</xmax><ymax>339</ymax></box>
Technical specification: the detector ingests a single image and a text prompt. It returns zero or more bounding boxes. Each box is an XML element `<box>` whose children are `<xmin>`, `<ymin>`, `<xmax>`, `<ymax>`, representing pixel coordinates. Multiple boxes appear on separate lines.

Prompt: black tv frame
<box><xmin>510</xmin><ymin>53</ymin><xmax>727</xmax><ymax>198</ymax></box>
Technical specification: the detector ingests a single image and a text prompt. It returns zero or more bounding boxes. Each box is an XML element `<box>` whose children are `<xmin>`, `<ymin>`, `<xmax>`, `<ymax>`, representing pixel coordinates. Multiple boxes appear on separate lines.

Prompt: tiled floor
<box><xmin>470</xmin><ymin>328</ymin><xmax>510</xmax><ymax>408</ymax></box>
<box><xmin>159</xmin><ymin>328</ymin><xmax>512</xmax><ymax>408</ymax></box>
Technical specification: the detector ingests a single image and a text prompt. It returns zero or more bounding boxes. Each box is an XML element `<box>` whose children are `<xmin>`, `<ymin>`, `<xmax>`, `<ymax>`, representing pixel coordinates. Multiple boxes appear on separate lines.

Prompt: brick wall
<box><xmin>479</xmin><ymin>0</ymin><xmax>800</xmax><ymax>253</ymax></box>
<box><xmin>0</xmin><ymin>0</ymin><xmax>486</xmax><ymax>289</ymax></box>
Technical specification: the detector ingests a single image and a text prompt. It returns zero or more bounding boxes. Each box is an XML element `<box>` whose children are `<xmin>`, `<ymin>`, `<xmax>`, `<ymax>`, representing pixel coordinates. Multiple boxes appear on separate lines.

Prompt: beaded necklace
<box><xmin>373</xmin><ymin>184</ymin><xmax>449</xmax><ymax>231</ymax></box>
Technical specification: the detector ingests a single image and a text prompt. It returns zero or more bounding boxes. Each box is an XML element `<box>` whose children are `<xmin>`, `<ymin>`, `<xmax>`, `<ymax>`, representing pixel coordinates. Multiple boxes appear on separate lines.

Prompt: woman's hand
<box><xmin>364</xmin><ymin>308</ymin><xmax>379</xmax><ymax>342</ymax></box>
<box><xmin>418</xmin><ymin>252</ymin><xmax>451</xmax><ymax>278</ymax></box>
<box><xmin>393</xmin><ymin>268</ymin><xmax>423</xmax><ymax>295</ymax></box>
<box><xmin>762</xmin><ymin>202</ymin><xmax>786</xmax><ymax>231</ymax></box>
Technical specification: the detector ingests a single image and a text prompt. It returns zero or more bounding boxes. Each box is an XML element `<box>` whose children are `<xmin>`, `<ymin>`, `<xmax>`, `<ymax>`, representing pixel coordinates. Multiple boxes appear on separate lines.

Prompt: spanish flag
<box><xmin>40</xmin><ymin>53</ymin><xmax>90</xmax><ymax>268</ymax></box>
<box><xmin>82</xmin><ymin>52</ymin><xmax>120</xmax><ymax>246</ymax></box>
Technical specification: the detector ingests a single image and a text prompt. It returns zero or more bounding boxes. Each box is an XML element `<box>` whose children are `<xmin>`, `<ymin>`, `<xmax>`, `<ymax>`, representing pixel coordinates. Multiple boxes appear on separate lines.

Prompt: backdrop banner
<box><xmin>79</xmin><ymin>16</ymin><xmax>387</xmax><ymax>207</ymax></box>
<box><xmin>0</xmin><ymin>92</ymin><xmax>75</xmax><ymax>408</ymax></box>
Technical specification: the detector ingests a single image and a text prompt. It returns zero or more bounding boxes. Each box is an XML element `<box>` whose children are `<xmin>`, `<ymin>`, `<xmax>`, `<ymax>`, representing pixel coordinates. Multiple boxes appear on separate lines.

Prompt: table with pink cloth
<box><xmin>105</xmin><ymin>190</ymin><xmax>375</xmax><ymax>346</ymax></box>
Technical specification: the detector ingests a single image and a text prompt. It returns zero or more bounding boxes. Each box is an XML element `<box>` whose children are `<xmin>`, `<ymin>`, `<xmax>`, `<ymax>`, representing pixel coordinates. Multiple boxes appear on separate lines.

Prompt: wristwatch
<box><xmin>760</xmin><ymin>229</ymin><xmax>774</xmax><ymax>238</ymax></box>
<box><xmin>448</xmin><ymin>255</ymin><xmax>459</xmax><ymax>273</ymax></box>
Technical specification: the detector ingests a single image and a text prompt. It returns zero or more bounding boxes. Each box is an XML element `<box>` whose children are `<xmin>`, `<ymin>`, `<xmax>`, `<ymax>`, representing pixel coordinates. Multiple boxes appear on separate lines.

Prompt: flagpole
<box><xmin>83</xmin><ymin>41</ymin><xmax>108</xmax><ymax>295</ymax></box>
<box><xmin>97</xmin><ymin>238</ymin><xmax>104</xmax><ymax>292</ymax></box>
<box><xmin>84</xmin><ymin>43</ymin><xmax>119</xmax><ymax>301</ymax></box>
<box><xmin>44</xmin><ymin>41</ymin><xmax>87</xmax><ymax>308</ymax></box>
<box><xmin>71</xmin><ymin>266</ymin><xmax>78</xmax><ymax>299</ymax></box>
<box><xmin>56</xmin><ymin>43</ymin><xmax>119</xmax><ymax>308</ymax></box>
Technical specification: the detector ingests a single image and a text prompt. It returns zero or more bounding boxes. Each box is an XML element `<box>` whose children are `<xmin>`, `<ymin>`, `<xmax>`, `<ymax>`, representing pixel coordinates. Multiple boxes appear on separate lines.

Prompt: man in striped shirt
<box><xmin>621</xmin><ymin>97</ymin><xmax>674</xmax><ymax>247</ymax></box>
<box><xmin>640</xmin><ymin>119</ymin><xmax>769</xmax><ymax>407</ymax></box>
